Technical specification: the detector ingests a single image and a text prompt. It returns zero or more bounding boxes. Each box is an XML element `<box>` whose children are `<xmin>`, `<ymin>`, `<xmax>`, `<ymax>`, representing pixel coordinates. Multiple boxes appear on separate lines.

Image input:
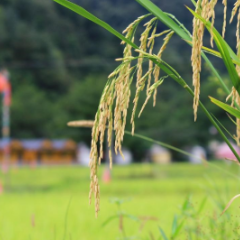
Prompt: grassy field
<box><xmin>0</xmin><ymin>162</ymin><xmax>240</xmax><ymax>240</ymax></box>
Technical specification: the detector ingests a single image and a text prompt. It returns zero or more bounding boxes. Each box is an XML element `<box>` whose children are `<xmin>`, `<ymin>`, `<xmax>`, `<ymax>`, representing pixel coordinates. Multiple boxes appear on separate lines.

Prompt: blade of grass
<box><xmin>53</xmin><ymin>0</ymin><xmax>138</xmax><ymax>49</ymax></box>
<box><xmin>124</xmin><ymin>130</ymin><xmax>240</xmax><ymax>179</ymax></box>
<box><xmin>227</xmin><ymin>113</ymin><xmax>237</xmax><ymax>125</ymax></box>
<box><xmin>211</xmin><ymin>114</ymin><xmax>236</xmax><ymax>140</ymax></box>
<box><xmin>136</xmin><ymin>0</ymin><xmax>190</xmax><ymax>40</ymax></box>
<box><xmin>210</xmin><ymin>97</ymin><xmax>240</xmax><ymax>119</ymax></box>
<box><xmin>171</xmin><ymin>215</ymin><xmax>178</xmax><ymax>237</ymax></box>
<box><xmin>125</xmin><ymin>131</ymin><xmax>199</xmax><ymax>159</ymax></box>
<box><xmin>159</xmin><ymin>227</ymin><xmax>169</xmax><ymax>240</ymax></box>
<box><xmin>63</xmin><ymin>197</ymin><xmax>72</xmax><ymax>240</ymax></box>
<box><xmin>172</xmin><ymin>219</ymin><xmax>185</xmax><ymax>239</ymax></box>
<box><xmin>102</xmin><ymin>215</ymin><xmax>119</xmax><ymax>227</ymax></box>
<box><xmin>197</xmin><ymin>197</ymin><xmax>207</xmax><ymax>215</ymax></box>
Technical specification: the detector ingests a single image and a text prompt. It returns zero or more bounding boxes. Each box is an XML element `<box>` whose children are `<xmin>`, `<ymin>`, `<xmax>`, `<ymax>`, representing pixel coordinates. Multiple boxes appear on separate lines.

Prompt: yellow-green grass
<box><xmin>0</xmin><ymin>162</ymin><xmax>239</xmax><ymax>240</ymax></box>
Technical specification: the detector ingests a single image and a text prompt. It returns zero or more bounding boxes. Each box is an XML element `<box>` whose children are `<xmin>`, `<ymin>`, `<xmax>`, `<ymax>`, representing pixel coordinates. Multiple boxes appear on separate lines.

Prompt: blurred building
<box><xmin>0</xmin><ymin>139</ymin><xmax>77</xmax><ymax>165</ymax></box>
<box><xmin>149</xmin><ymin>144</ymin><xmax>171</xmax><ymax>164</ymax></box>
<box><xmin>115</xmin><ymin>148</ymin><xmax>133</xmax><ymax>165</ymax></box>
<box><xmin>188</xmin><ymin>146</ymin><xmax>206</xmax><ymax>164</ymax></box>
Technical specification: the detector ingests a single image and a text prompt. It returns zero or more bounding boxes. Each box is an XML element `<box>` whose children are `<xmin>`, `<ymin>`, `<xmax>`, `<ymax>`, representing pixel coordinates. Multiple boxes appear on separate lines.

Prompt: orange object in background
<box><xmin>0</xmin><ymin>72</ymin><xmax>11</xmax><ymax>106</ymax></box>
<box><xmin>0</xmin><ymin>74</ymin><xmax>8</xmax><ymax>92</ymax></box>
<box><xmin>0</xmin><ymin>139</ymin><xmax>79</xmax><ymax>166</ymax></box>
<box><xmin>102</xmin><ymin>168</ymin><xmax>111</xmax><ymax>183</ymax></box>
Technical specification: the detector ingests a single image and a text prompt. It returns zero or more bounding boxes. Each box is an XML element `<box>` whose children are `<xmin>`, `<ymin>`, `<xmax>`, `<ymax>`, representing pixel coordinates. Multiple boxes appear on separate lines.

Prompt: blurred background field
<box><xmin>0</xmin><ymin>0</ymin><xmax>238</xmax><ymax>160</ymax></box>
<box><xmin>2</xmin><ymin>0</ymin><xmax>240</xmax><ymax>239</ymax></box>
<box><xmin>0</xmin><ymin>163</ymin><xmax>240</xmax><ymax>240</ymax></box>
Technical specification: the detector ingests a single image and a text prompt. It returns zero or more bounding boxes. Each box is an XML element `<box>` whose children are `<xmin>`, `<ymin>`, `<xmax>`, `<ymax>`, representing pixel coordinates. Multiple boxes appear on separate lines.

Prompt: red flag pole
<box><xmin>0</xmin><ymin>69</ymin><xmax>11</xmax><ymax>190</ymax></box>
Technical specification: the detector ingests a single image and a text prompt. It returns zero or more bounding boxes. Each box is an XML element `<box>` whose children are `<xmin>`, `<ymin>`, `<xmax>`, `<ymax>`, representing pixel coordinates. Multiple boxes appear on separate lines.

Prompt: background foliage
<box><xmin>0</xmin><ymin>0</ymin><xmax>237</xmax><ymax>160</ymax></box>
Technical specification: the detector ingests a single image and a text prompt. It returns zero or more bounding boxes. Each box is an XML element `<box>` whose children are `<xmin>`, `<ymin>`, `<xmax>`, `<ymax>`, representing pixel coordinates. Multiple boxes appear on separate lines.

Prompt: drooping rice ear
<box><xmin>210</xmin><ymin>1</ymin><xmax>217</xmax><ymax>47</ymax></box>
<box><xmin>136</xmin><ymin>17</ymin><xmax>157</xmax><ymax>89</ymax></box>
<box><xmin>191</xmin><ymin>0</ymin><xmax>204</xmax><ymax>121</ymax></box>
<box><xmin>222</xmin><ymin>0</ymin><xmax>227</xmax><ymax>38</ymax></box>
<box><xmin>131</xmin><ymin>70</ymin><xmax>152</xmax><ymax>135</ymax></box>
<box><xmin>153</xmin><ymin>31</ymin><xmax>174</xmax><ymax>106</ymax></box>
<box><xmin>146</xmin><ymin>25</ymin><xmax>157</xmax><ymax>94</ymax></box>
<box><xmin>230</xmin><ymin>0</ymin><xmax>240</xmax><ymax>23</ymax></box>
<box><xmin>139</xmin><ymin>78</ymin><xmax>165</xmax><ymax>117</ymax></box>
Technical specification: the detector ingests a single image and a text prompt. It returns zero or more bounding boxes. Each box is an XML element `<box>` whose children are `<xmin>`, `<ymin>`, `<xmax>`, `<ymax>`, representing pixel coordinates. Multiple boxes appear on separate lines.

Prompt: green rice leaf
<box><xmin>53</xmin><ymin>0</ymin><xmax>137</xmax><ymax>49</ymax></box>
<box><xmin>181</xmin><ymin>196</ymin><xmax>191</xmax><ymax>212</ymax></box>
<box><xmin>227</xmin><ymin>113</ymin><xmax>237</xmax><ymax>125</ymax></box>
<box><xmin>122</xmin><ymin>213</ymin><xmax>139</xmax><ymax>221</ymax></box>
<box><xmin>101</xmin><ymin>215</ymin><xmax>119</xmax><ymax>227</ymax></box>
<box><xmin>212</xmin><ymin>114</ymin><xmax>235</xmax><ymax>140</ymax></box>
<box><xmin>136</xmin><ymin>0</ymin><xmax>190</xmax><ymax>40</ymax></box>
<box><xmin>197</xmin><ymin>197</ymin><xmax>207</xmax><ymax>215</ymax></box>
<box><xmin>171</xmin><ymin>215</ymin><xmax>178</xmax><ymax>237</ymax></box>
<box><xmin>172</xmin><ymin>219</ymin><xmax>185</xmax><ymax>239</ymax></box>
<box><xmin>210</xmin><ymin>97</ymin><xmax>240</xmax><ymax>119</ymax></box>
<box><xmin>158</xmin><ymin>227</ymin><xmax>169</xmax><ymax>240</ymax></box>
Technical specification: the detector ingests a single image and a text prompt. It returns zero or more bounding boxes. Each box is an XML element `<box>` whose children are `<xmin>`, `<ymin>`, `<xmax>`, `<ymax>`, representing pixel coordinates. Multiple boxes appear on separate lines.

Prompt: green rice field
<box><xmin>0</xmin><ymin>162</ymin><xmax>240</xmax><ymax>240</ymax></box>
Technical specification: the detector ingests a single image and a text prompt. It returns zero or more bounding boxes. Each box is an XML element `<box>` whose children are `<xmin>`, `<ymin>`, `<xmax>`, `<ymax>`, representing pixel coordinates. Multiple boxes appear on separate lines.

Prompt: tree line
<box><xmin>0</xmin><ymin>0</ymin><xmax>236</xmax><ymax>160</ymax></box>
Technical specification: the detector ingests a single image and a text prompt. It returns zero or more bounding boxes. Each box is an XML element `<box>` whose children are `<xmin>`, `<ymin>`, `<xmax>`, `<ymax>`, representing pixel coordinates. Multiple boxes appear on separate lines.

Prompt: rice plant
<box><xmin>54</xmin><ymin>0</ymin><xmax>240</xmax><ymax>217</ymax></box>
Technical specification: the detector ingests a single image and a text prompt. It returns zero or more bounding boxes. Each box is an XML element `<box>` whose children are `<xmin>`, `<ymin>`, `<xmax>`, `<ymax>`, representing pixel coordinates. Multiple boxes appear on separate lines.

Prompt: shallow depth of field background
<box><xmin>1</xmin><ymin>0</ymin><xmax>240</xmax><ymax>239</ymax></box>
<box><xmin>1</xmin><ymin>163</ymin><xmax>240</xmax><ymax>240</ymax></box>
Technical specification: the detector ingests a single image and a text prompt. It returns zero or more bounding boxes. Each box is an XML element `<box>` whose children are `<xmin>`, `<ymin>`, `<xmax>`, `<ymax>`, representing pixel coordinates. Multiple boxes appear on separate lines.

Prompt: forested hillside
<box><xmin>0</xmin><ymin>0</ymin><xmax>237</xmax><ymax>159</ymax></box>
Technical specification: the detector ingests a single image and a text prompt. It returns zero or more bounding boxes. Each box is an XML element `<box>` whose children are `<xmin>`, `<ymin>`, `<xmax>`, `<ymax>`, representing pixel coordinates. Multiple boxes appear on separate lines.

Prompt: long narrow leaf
<box><xmin>212</xmin><ymin>114</ymin><xmax>235</xmax><ymax>140</ymax></box>
<box><xmin>171</xmin><ymin>215</ymin><xmax>178</xmax><ymax>237</ymax></box>
<box><xmin>101</xmin><ymin>215</ymin><xmax>119</xmax><ymax>227</ymax></box>
<box><xmin>53</xmin><ymin>0</ymin><xmax>137</xmax><ymax>49</ymax></box>
<box><xmin>172</xmin><ymin>219</ymin><xmax>185</xmax><ymax>239</ymax></box>
<box><xmin>210</xmin><ymin>97</ymin><xmax>240</xmax><ymax>119</ymax></box>
<box><xmin>136</xmin><ymin>0</ymin><xmax>190</xmax><ymax>40</ymax></box>
<box><xmin>197</xmin><ymin>197</ymin><xmax>207</xmax><ymax>215</ymax></box>
<box><xmin>158</xmin><ymin>227</ymin><xmax>169</xmax><ymax>240</ymax></box>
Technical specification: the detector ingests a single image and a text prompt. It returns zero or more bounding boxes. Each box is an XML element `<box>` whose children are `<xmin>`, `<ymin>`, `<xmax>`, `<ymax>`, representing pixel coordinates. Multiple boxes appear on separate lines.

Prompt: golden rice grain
<box><xmin>230</xmin><ymin>0</ymin><xmax>240</xmax><ymax>23</ymax></box>
<box><xmin>153</xmin><ymin>31</ymin><xmax>174</xmax><ymax>106</ymax></box>
<box><xmin>191</xmin><ymin>0</ymin><xmax>209</xmax><ymax>121</ymax></box>
<box><xmin>67</xmin><ymin>120</ymin><xmax>94</xmax><ymax>128</ymax></box>
<box><xmin>222</xmin><ymin>0</ymin><xmax>227</xmax><ymax>38</ymax></box>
